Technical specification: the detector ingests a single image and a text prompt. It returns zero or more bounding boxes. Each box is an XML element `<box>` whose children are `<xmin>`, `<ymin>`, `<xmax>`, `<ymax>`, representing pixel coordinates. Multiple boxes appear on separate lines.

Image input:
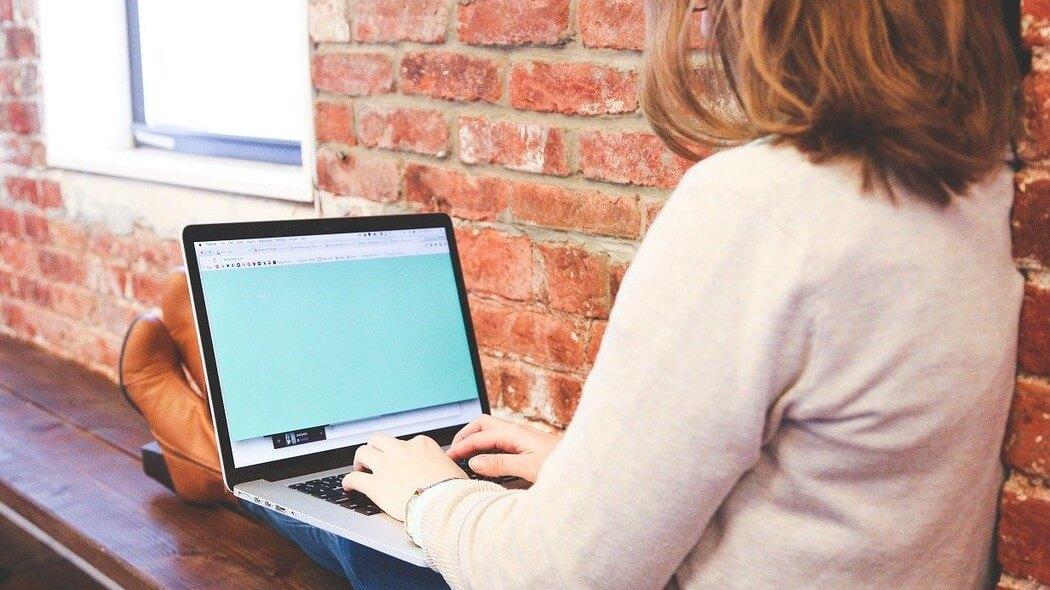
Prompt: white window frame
<box><xmin>36</xmin><ymin>0</ymin><xmax>316</xmax><ymax>203</ymax></box>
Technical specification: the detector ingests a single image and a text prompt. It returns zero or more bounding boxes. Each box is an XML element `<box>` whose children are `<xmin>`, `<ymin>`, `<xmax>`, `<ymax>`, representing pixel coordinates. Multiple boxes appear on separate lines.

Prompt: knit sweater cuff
<box><xmin>417</xmin><ymin>478</ymin><xmax>508</xmax><ymax>588</ymax></box>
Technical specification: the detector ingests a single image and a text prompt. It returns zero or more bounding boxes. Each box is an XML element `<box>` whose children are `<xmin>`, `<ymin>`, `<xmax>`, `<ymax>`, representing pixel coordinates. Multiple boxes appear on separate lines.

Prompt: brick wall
<box><xmin>307</xmin><ymin>0</ymin><xmax>695</xmax><ymax>428</ymax></box>
<box><xmin>0</xmin><ymin>0</ymin><xmax>1046</xmax><ymax>584</ymax></box>
<box><xmin>0</xmin><ymin>0</ymin><xmax>183</xmax><ymax>374</ymax></box>
<box><xmin>1000</xmin><ymin>3</ymin><xmax>1050</xmax><ymax>587</ymax></box>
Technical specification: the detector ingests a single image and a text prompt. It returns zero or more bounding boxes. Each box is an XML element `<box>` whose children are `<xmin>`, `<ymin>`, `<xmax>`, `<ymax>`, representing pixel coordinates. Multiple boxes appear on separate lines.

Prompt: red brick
<box><xmin>0</xmin><ymin>207</ymin><xmax>19</xmax><ymax>235</ymax></box>
<box><xmin>509</xmin><ymin>181</ymin><xmax>642</xmax><ymax>238</ymax></box>
<box><xmin>36</xmin><ymin>249</ymin><xmax>84</xmax><ymax>285</ymax></box>
<box><xmin>1005</xmin><ymin>377</ymin><xmax>1050</xmax><ymax>478</ymax></box>
<box><xmin>38</xmin><ymin>180</ymin><xmax>60</xmax><ymax>208</ymax></box>
<box><xmin>357</xmin><ymin>106</ymin><xmax>449</xmax><ymax>157</ymax></box>
<box><xmin>458</xmin><ymin>0</ymin><xmax>569</xmax><ymax>46</ymax></box>
<box><xmin>470</xmin><ymin>297</ymin><xmax>589</xmax><ymax>370</ymax></box>
<box><xmin>311</xmin><ymin>52</ymin><xmax>394</xmax><ymax>96</ymax></box>
<box><xmin>21</xmin><ymin>212</ymin><xmax>48</xmax><ymax>243</ymax></box>
<box><xmin>455</xmin><ymin>227</ymin><xmax>535</xmax><ymax>301</ymax></box>
<box><xmin>404</xmin><ymin>164</ymin><xmax>509</xmax><ymax>221</ymax></box>
<box><xmin>458</xmin><ymin>116</ymin><xmax>568</xmax><ymax>176</ymax></box>
<box><xmin>316</xmin><ymin>147</ymin><xmax>400</xmax><ymax>202</ymax></box>
<box><xmin>585</xmin><ymin>319</ymin><xmax>606</xmax><ymax>364</ymax></box>
<box><xmin>1020</xmin><ymin>281</ymin><xmax>1050</xmax><ymax>375</ymax></box>
<box><xmin>128</xmin><ymin>234</ymin><xmax>180</xmax><ymax>271</ymax></box>
<box><xmin>353</xmin><ymin>0</ymin><xmax>448</xmax><ymax>43</ymax></box>
<box><xmin>510</xmin><ymin>61</ymin><xmax>637</xmax><ymax>116</ymax></box>
<box><xmin>2</xmin><ymin>100</ymin><xmax>37</xmax><ymax>135</ymax></box>
<box><xmin>400</xmin><ymin>51</ymin><xmax>502</xmax><ymax>103</ymax></box>
<box><xmin>539</xmin><ymin>242</ymin><xmax>610</xmax><ymax>318</ymax></box>
<box><xmin>0</xmin><ymin>235</ymin><xmax>34</xmax><ymax>273</ymax></box>
<box><xmin>547</xmin><ymin>372</ymin><xmax>583</xmax><ymax>424</ymax></box>
<box><xmin>481</xmin><ymin>355</ymin><xmax>534</xmax><ymax>411</ymax></box>
<box><xmin>610</xmin><ymin>262</ymin><xmax>628</xmax><ymax>301</ymax></box>
<box><xmin>131</xmin><ymin>272</ymin><xmax>167</xmax><ymax>307</ymax></box>
<box><xmin>308</xmin><ymin>0</ymin><xmax>350</xmax><ymax>42</ymax></box>
<box><xmin>1014</xmin><ymin>175</ymin><xmax>1050</xmax><ymax>267</ymax></box>
<box><xmin>1021</xmin><ymin>73</ymin><xmax>1050</xmax><ymax>162</ymax></box>
<box><xmin>5</xmin><ymin>26</ymin><xmax>33</xmax><ymax>58</ymax></box>
<box><xmin>48</xmin><ymin>219</ymin><xmax>88</xmax><ymax>252</ymax></box>
<box><xmin>0</xmin><ymin>62</ymin><xmax>35</xmax><ymax>96</ymax></box>
<box><xmin>7</xmin><ymin>302</ymin><xmax>82</xmax><ymax>351</ymax></box>
<box><xmin>11</xmin><ymin>273</ymin><xmax>48</xmax><ymax>306</ymax></box>
<box><xmin>5</xmin><ymin>176</ymin><xmax>60</xmax><ymax>209</ymax></box>
<box><xmin>579</xmin><ymin>130</ymin><xmax>695</xmax><ymax>189</ymax></box>
<box><xmin>6</xmin><ymin>176</ymin><xmax>33</xmax><ymax>201</ymax></box>
<box><xmin>998</xmin><ymin>475</ymin><xmax>1050</xmax><ymax>583</ymax></box>
<box><xmin>0</xmin><ymin>268</ymin><xmax>14</xmax><ymax>297</ymax></box>
<box><xmin>314</xmin><ymin>100</ymin><xmax>355</xmax><ymax>145</ymax></box>
<box><xmin>2</xmin><ymin>301</ymin><xmax>36</xmax><ymax>337</ymax></box>
<box><xmin>1023</xmin><ymin>0</ymin><xmax>1050</xmax><ymax>46</ymax></box>
<box><xmin>1</xmin><ymin>137</ymin><xmax>44</xmax><ymax>167</ymax></box>
<box><xmin>579</xmin><ymin>0</ymin><xmax>708</xmax><ymax>50</ymax></box>
<box><xmin>81</xmin><ymin>334</ymin><xmax>121</xmax><ymax>374</ymax></box>
<box><xmin>47</xmin><ymin>282</ymin><xmax>95</xmax><ymax>319</ymax></box>
<box><xmin>643</xmin><ymin>198</ymin><xmax>666</xmax><ymax>231</ymax></box>
<box><xmin>88</xmin><ymin>232</ymin><xmax>121</xmax><ymax>260</ymax></box>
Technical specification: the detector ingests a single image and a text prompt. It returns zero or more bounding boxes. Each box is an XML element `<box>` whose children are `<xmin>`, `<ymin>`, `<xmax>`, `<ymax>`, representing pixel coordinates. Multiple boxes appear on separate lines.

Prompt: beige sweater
<box><xmin>413</xmin><ymin>140</ymin><xmax>1023</xmax><ymax>589</ymax></box>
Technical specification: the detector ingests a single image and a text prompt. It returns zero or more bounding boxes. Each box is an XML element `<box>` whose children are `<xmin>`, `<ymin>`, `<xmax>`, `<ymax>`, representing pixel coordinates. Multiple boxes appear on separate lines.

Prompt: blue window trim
<box><xmin>124</xmin><ymin>0</ymin><xmax>302</xmax><ymax>166</ymax></box>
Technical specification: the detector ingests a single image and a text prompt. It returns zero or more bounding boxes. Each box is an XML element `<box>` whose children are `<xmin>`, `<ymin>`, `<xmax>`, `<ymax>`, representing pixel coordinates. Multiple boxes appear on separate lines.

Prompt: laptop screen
<box><xmin>193</xmin><ymin>227</ymin><xmax>483</xmax><ymax>468</ymax></box>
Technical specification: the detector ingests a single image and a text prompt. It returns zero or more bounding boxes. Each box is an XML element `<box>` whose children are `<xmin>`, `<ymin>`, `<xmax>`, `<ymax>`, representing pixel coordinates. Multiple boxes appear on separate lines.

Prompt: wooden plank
<box><xmin>0</xmin><ymin>509</ymin><xmax>104</xmax><ymax>589</ymax></box>
<box><xmin>0</xmin><ymin>335</ymin><xmax>150</xmax><ymax>457</ymax></box>
<box><xmin>0</xmin><ymin>337</ymin><xmax>346</xmax><ymax>589</ymax></box>
<box><xmin>0</xmin><ymin>391</ymin><xmax>345</xmax><ymax>589</ymax></box>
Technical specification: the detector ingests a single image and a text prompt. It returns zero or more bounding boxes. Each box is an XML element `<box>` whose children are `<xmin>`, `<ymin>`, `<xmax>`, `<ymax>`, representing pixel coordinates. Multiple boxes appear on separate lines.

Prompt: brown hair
<box><xmin>642</xmin><ymin>0</ymin><xmax>1021</xmax><ymax>206</ymax></box>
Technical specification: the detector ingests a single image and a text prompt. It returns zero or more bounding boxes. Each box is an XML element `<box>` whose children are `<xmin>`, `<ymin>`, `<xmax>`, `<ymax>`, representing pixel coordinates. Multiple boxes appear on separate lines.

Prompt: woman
<box><xmin>122</xmin><ymin>0</ymin><xmax>1023</xmax><ymax>587</ymax></box>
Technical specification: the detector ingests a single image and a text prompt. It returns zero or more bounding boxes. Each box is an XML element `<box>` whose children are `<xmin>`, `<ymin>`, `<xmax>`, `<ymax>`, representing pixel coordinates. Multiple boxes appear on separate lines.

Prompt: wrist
<box><xmin>405</xmin><ymin>478</ymin><xmax>463</xmax><ymax>546</ymax></box>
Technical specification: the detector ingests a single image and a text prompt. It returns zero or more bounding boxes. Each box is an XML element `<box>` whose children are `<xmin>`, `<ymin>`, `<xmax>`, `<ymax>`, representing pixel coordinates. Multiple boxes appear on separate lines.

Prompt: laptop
<box><xmin>181</xmin><ymin>213</ymin><xmax>524</xmax><ymax>566</ymax></box>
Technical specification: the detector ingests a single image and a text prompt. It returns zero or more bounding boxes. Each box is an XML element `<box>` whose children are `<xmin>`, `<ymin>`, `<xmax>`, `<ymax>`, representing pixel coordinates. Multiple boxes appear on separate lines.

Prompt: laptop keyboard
<box><xmin>290</xmin><ymin>474</ymin><xmax>382</xmax><ymax>515</ymax></box>
<box><xmin>288</xmin><ymin>460</ymin><xmax>523</xmax><ymax>516</ymax></box>
<box><xmin>456</xmin><ymin>459</ymin><xmax>523</xmax><ymax>485</ymax></box>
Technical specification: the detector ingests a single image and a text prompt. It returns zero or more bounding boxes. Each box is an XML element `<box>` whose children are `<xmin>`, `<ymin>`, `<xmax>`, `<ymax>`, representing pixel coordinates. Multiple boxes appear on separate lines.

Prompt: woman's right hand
<box><xmin>446</xmin><ymin>415</ymin><xmax>562</xmax><ymax>483</ymax></box>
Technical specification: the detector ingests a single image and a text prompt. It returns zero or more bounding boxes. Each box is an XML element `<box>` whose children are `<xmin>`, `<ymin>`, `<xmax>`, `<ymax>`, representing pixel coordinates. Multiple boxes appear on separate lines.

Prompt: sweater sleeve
<box><xmin>417</xmin><ymin>175</ymin><xmax>812</xmax><ymax>589</ymax></box>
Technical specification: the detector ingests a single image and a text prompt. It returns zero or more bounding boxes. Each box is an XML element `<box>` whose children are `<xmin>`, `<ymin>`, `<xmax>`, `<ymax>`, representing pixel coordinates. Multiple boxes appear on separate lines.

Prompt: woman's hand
<box><xmin>446</xmin><ymin>415</ymin><xmax>562</xmax><ymax>483</ymax></box>
<box><xmin>342</xmin><ymin>433</ymin><xmax>467</xmax><ymax>522</ymax></box>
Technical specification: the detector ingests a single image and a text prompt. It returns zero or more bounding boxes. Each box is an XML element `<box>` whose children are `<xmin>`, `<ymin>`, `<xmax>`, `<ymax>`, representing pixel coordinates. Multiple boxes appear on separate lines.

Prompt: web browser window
<box><xmin>194</xmin><ymin>228</ymin><xmax>483</xmax><ymax>467</ymax></box>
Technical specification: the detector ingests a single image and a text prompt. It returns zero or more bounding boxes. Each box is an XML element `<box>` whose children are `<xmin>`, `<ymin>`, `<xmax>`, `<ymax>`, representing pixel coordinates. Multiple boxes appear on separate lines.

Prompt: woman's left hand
<box><xmin>341</xmin><ymin>433</ymin><xmax>467</xmax><ymax>521</ymax></box>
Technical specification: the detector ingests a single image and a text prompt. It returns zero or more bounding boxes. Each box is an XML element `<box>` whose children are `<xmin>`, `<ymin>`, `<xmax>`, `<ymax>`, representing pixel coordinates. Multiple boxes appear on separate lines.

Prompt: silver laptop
<box><xmin>181</xmin><ymin>213</ymin><xmax>521</xmax><ymax>565</ymax></box>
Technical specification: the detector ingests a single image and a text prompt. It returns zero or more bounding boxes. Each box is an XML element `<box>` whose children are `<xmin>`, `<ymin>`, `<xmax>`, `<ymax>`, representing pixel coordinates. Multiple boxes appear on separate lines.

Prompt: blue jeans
<box><xmin>240</xmin><ymin>500</ymin><xmax>450</xmax><ymax>590</ymax></box>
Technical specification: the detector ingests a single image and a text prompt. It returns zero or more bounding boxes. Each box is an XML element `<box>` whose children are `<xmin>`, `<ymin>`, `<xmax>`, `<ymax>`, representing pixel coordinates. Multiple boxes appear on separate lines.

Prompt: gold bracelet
<box><xmin>404</xmin><ymin>477</ymin><xmax>463</xmax><ymax>530</ymax></box>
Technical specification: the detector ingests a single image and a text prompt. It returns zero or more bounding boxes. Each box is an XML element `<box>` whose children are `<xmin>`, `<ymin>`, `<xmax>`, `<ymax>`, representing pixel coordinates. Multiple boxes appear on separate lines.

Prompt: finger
<box><xmin>411</xmin><ymin>435</ymin><xmax>440</xmax><ymax>449</ymax></box>
<box><xmin>451</xmin><ymin>416</ymin><xmax>488</xmax><ymax>446</ymax></box>
<box><xmin>451</xmin><ymin>414</ymin><xmax>506</xmax><ymax>446</ymax></box>
<box><xmin>342</xmin><ymin>470</ymin><xmax>377</xmax><ymax>495</ymax></box>
<box><xmin>353</xmin><ymin>444</ymin><xmax>383</xmax><ymax>472</ymax></box>
<box><xmin>446</xmin><ymin>430</ymin><xmax>524</xmax><ymax>460</ymax></box>
<box><xmin>468</xmin><ymin>453</ymin><xmax>531</xmax><ymax>479</ymax></box>
<box><xmin>366</xmin><ymin>432</ymin><xmax>399</xmax><ymax>451</ymax></box>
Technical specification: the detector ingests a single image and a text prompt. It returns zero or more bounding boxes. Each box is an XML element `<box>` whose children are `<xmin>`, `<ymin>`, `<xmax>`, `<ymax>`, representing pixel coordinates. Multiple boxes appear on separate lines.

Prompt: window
<box><xmin>38</xmin><ymin>0</ymin><xmax>313</xmax><ymax>201</ymax></box>
<box><xmin>126</xmin><ymin>0</ymin><xmax>305</xmax><ymax>165</ymax></box>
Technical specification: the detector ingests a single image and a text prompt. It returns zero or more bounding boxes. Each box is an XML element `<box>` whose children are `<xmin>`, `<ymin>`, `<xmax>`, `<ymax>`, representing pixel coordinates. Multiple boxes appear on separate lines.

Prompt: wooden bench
<box><xmin>0</xmin><ymin>335</ymin><xmax>346</xmax><ymax>589</ymax></box>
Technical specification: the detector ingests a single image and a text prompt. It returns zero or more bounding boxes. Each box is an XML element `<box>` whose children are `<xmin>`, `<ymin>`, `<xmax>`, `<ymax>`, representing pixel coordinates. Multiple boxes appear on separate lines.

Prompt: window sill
<box><xmin>48</xmin><ymin>147</ymin><xmax>312</xmax><ymax>203</ymax></box>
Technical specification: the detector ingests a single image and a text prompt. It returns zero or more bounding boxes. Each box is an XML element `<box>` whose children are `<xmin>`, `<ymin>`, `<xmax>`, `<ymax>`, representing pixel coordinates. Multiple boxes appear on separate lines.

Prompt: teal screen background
<box><xmin>200</xmin><ymin>253</ymin><xmax>479</xmax><ymax>442</ymax></box>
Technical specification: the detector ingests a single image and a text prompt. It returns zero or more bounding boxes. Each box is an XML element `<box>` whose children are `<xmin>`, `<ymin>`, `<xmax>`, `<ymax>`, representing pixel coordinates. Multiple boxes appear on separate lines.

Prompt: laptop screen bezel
<box><xmin>182</xmin><ymin>213</ymin><xmax>491</xmax><ymax>488</ymax></box>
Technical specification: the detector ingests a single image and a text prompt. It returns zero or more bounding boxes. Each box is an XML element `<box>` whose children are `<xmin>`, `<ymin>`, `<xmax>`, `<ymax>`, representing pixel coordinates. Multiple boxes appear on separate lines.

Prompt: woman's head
<box><xmin>642</xmin><ymin>0</ymin><xmax>1021</xmax><ymax>206</ymax></box>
